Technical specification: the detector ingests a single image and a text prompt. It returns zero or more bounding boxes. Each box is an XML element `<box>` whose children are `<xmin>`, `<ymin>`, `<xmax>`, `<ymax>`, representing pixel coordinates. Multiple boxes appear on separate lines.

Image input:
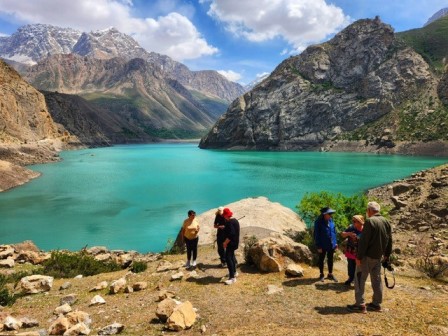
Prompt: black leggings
<box><xmin>185</xmin><ymin>237</ymin><xmax>198</xmax><ymax>261</ymax></box>
<box><xmin>318</xmin><ymin>249</ymin><xmax>334</xmax><ymax>274</ymax></box>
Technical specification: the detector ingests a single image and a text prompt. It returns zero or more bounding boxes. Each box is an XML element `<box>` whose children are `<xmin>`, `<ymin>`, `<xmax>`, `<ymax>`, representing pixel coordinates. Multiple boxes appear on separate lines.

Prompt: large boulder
<box><xmin>15</xmin><ymin>275</ymin><xmax>54</xmax><ymax>294</ymax></box>
<box><xmin>248</xmin><ymin>234</ymin><xmax>312</xmax><ymax>272</ymax></box>
<box><xmin>166</xmin><ymin>301</ymin><xmax>197</xmax><ymax>331</ymax></box>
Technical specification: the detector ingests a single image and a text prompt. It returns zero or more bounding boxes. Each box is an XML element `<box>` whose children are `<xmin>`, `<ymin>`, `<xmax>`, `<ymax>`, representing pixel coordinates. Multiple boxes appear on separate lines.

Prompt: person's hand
<box><xmin>356</xmin><ymin>259</ymin><xmax>361</xmax><ymax>266</ymax></box>
<box><xmin>317</xmin><ymin>248</ymin><xmax>322</xmax><ymax>253</ymax></box>
<box><xmin>223</xmin><ymin>242</ymin><xmax>228</xmax><ymax>248</ymax></box>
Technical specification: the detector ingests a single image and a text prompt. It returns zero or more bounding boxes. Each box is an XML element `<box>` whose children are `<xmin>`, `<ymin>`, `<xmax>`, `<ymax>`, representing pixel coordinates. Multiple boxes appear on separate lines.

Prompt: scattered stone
<box><xmin>4</xmin><ymin>315</ymin><xmax>22</xmax><ymax>331</ymax></box>
<box><xmin>60</xmin><ymin>294</ymin><xmax>78</xmax><ymax>306</ymax></box>
<box><xmin>59</xmin><ymin>282</ymin><xmax>72</xmax><ymax>291</ymax></box>
<box><xmin>63</xmin><ymin>322</ymin><xmax>90</xmax><ymax>335</ymax></box>
<box><xmin>188</xmin><ymin>271</ymin><xmax>200</xmax><ymax>279</ymax></box>
<box><xmin>392</xmin><ymin>183</ymin><xmax>412</xmax><ymax>195</ymax></box>
<box><xmin>132</xmin><ymin>282</ymin><xmax>147</xmax><ymax>291</ymax></box>
<box><xmin>54</xmin><ymin>303</ymin><xmax>72</xmax><ymax>315</ymax></box>
<box><xmin>418</xmin><ymin>226</ymin><xmax>431</xmax><ymax>232</ymax></box>
<box><xmin>89</xmin><ymin>295</ymin><xmax>106</xmax><ymax>306</ymax></box>
<box><xmin>0</xmin><ymin>245</ymin><xmax>15</xmax><ymax>259</ymax></box>
<box><xmin>124</xmin><ymin>286</ymin><xmax>133</xmax><ymax>293</ymax></box>
<box><xmin>109</xmin><ymin>278</ymin><xmax>127</xmax><ymax>294</ymax></box>
<box><xmin>94</xmin><ymin>254</ymin><xmax>112</xmax><ymax>262</ymax></box>
<box><xmin>89</xmin><ymin>281</ymin><xmax>108</xmax><ymax>292</ymax></box>
<box><xmin>200</xmin><ymin>324</ymin><xmax>207</xmax><ymax>333</ymax></box>
<box><xmin>157</xmin><ymin>290</ymin><xmax>176</xmax><ymax>302</ymax></box>
<box><xmin>48</xmin><ymin>316</ymin><xmax>71</xmax><ymax>335</ymax></box>
<box><xmin>65</xmin><ymin>311</ymin><xmax>91</xmax><ymax>327</ymax></box>
<box><xmin>285</xmin><ymin>264</ymin><xmax>304</xmax><ymax>277</ymax></box>
<box><xmin>16</xmin><ymin>275</ymin><xmax>54</xmax><ymax>294</ymax></box>
<box><xmin>166</xmin><ymin>301</ymin><xmax>197</xmax><ymax>331</ymax></box>
<box><xmin>74</xmin><ymin>275</ymin><xmax>83</xmax><ymax>279</ymax></box>
<box><xmin>20</xmin><ymin>317</ymin><xmax>39</xmax><ymax>328</ymax></box>
<box><xmin>86</xmin><ymin>246</ymin><xmax>108</xmax><ymax>255</ymax></box>
<box><xmin>156</xmin><ymin>260</ymin><xmax>174</xmax><ymax>272</ymax></box>
<box><xmin>156</xmin><ymin>298</ymin><xmax>179</xmax><ymax>322</ymax></box>
<box><xmin>391</xmin><ymin>196</ymin><xmax>408</xmax><ymax>209</ymax></box>
<box><xmin>97</xmin><ymin>322</ymin><xmax>125</xmax><ymax>335</ymax></box>
<box><xmin>170</xmin><ymin>272</ymin><xmax>184</xmax><ymax>281</ymax></box>
<box><xmin>0</xmin><ymin>257</ymin><xmax>15</xmax><ymax>268</ymax></box>
<box><xmin>267</xmin><ymin>285</ymin><xmax>284</xmax><ymax>295</ymax></box>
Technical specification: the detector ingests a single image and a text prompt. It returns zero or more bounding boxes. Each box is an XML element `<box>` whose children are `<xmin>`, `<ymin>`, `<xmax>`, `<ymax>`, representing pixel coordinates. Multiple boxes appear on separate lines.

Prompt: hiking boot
<box><xmin>184</xmin><ymin>261</ymin><xmax>190</xmax><ymax>268</ymax></box>
<box><xmin>344</xmin><ymin>280</ymin><xmax>352</xmax><ymax>286</ymax></box>
<box><xmin>191</xmin><ymin>260</ymin><xmax>197</xmax><ymax>267</ymax></box>
<box><xmin>327</xmin><ymin>274</ymin><xmax>338</xmax><ymax>282</ymax></box>
<box><xmin>225</xmin><ymin>278</ymin><xmax>236</xmax><ymax>285</ymax></box>
<box><xmin>367</xmin><ymin>302</ymin><xmax>383</xmax><ymax>312</ymax></box>
<box><xmin>318</xmin><ymin>274</ymin><xmax>325</xmax><ymax>282</ymax></box>
<box><xmin>347</xmin><ymin>304</ymin><xmax>367</xmax><ymax>314</ymax></box>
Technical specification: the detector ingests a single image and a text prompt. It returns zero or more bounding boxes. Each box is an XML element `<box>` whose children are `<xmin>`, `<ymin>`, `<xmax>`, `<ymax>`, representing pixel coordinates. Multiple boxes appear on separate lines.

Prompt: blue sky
<box><xmin>0</xmin><ymin>0</ymin><xmax>446</xmax><ymax>85</ymax></box>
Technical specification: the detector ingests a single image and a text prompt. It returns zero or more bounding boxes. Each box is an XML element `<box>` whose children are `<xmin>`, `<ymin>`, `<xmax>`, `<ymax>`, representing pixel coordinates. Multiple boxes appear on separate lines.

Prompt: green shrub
<box><xmin>243</xmin><ymin>235</ymin><xmax>258</xmax><ymax>265</ymax></box>
<box><xmin>0</xmin><ymin>275</ymin><xmax>17</xmax><ymax>306</ymax></box>
<box><xmin>42</xmin><ymin>251</ymin><xmax>121</xmax><ymax>278</ymax></box>
<box><xmin>130</xmin><ymin>261</ymin><xmax>148</xmax><ymax>273</ymax></box>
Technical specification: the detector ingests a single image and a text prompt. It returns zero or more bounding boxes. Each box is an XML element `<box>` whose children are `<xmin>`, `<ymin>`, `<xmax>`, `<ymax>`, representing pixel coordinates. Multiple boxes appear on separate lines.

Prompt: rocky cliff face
<box><xmin>199</xmin><ymin>18</ymin><xmax>447</xmax><ymax>154</ymax></box>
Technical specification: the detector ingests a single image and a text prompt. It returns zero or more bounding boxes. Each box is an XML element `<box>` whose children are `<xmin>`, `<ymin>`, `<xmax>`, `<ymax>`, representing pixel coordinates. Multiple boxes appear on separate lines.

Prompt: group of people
<box><xmin>314</xmin><ymin>201</ymin><xmax>393</xmax><ymax>313</ymax></box>
<box><xmin>179</xmin><ymin>200</ymin><xmax>392</xmax><ymax>310</ymax></box>
<box><xmin>180</xmin><ymin>206</ymin><xmax>240</xmax><ymax>285</ymax></box>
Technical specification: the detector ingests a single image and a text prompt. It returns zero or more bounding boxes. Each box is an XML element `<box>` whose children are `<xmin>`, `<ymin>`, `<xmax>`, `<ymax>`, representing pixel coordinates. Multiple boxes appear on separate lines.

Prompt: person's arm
<box><xmin>213</xmin><ymin>215</ymin><xmax>219</xmax><ymax>229</ymax></box>
<box><xmin>357</xmin><ymin>220</ymin><xmax>371</xmax><ymax>263</ymax></box>
<box><xmin>384</xmin><ymin>220</ymin><xmax>392</xmax><ymax>259</ymax></box>
<box><xmin>314</xmin><ymin>220</ymin><xmax>322</xmax><ymax>252</ymax></box>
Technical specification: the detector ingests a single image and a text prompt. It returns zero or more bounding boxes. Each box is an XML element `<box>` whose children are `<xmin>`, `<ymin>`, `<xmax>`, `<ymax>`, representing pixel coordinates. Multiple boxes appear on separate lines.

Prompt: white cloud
<box><xmin>0</xmin><ymin>0</ymin><xmax>218</xmax><ymax>61</ymax></box>
<box><xmin>217</xmin><ymin>69</ymin><xmax>242</xmax><ymax>82</ymax></box>
<box><xmin>207</xmin><ymin>0</ymin><xmax>350</xmax><ymax>50</ymax></box>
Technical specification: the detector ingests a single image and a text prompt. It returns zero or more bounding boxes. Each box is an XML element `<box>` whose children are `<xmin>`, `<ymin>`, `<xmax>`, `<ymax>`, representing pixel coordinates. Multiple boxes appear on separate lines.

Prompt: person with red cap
<box><xmin>222</xmin><ymin>207</ymin><xmax>240</xmax><ymax>285</ymax></box>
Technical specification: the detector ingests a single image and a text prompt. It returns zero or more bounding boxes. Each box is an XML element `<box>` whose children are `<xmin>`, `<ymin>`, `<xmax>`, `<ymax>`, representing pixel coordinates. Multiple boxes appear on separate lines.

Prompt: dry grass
<box><xmin>2</xmin><ymin>244</ymin><xmax>448</xmax><ymax>335</ymax></box>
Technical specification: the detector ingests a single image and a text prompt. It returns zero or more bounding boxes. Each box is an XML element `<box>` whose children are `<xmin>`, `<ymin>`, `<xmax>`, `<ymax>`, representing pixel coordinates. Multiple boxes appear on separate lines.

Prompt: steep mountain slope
<box><xmin>199</xmin><ymin>18</ymin><xmax>448</xmax><ymax>155</ymax></box>
<box><xmin>424</xmin><ymin>7</ymin><xmax>448</xmax><ymax>26</ymax></box>
<box><xmin>397</xmin><ymin>15</ymin><xmax>448</xmax><ymax>70</ymax></box>
<box><xmin>24</xmin><ymin>54</ymin><xmax>216</xmax><ymax>138</ymax></box>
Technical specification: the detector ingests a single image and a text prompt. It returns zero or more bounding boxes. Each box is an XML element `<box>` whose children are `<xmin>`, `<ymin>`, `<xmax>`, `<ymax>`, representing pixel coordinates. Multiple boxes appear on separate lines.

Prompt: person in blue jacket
<box><xmin>314</xmin><ymin>207</ymin><xmax>338</xmax><ymax>282</ymax></box>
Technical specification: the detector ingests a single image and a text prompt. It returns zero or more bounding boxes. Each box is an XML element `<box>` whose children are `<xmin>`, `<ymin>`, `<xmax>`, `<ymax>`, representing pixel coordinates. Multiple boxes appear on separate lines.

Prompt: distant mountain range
<box><xmin>424</xmin><ymin>7</ymin><xmax>448</xmax><ymax>26</ymax></box>
<box><xmin>0</xmin><ymin>24</ymin><xmax>245</xmax><ymax>141</ymax></box>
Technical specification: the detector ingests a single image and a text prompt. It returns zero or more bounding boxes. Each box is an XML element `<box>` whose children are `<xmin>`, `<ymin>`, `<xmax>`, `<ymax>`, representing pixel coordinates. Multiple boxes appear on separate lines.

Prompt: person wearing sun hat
<box><xmin>314</xmin><ymin>207</ymin><xmax>338</xmax><ymax>282</ymax></box>
<box><xmin>341</xmin><ymin>215</ymin><xmax>365</xmax><ymax>286</ymax></box>
<box><xmin>222</xmin><ymin>207</ymin><xmax>240</xmax><ymax>285</ymax></box>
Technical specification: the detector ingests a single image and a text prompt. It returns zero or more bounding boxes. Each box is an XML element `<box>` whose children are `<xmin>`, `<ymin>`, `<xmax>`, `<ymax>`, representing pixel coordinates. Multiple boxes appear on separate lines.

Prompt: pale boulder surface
<box><xmin>196</xmin><ymin>196</ymin><xmax>306</xmax><ymax>245</ymax></box>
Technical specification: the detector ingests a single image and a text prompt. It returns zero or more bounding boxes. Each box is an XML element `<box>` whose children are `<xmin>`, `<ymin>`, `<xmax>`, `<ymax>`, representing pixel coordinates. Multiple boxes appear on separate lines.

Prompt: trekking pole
<box><xmin>237</xmin><ymin>216</ymin><xmax>245</xmax><ymax>220</ymax></box>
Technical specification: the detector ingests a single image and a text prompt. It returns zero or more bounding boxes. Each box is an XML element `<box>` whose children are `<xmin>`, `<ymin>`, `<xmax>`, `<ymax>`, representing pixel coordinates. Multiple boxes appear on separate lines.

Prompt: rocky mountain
<box><xmin>199</xmin><ymin>18</ymin><xmax>448</xmax><ymax>155</ymax></box>
<box><xmin>424</xmin><ymin>7</ymin><xmax>448</xmax><ymax>26</ymax></box>
<box><xmin>24</xmin><ymin>54</ymin><xmax>217</xmax><ymax>138</ymax></box>
<box><xmin>0</xmin><ymin>24</ymin><xmax>244</xmax><ymax>103</ymax></box>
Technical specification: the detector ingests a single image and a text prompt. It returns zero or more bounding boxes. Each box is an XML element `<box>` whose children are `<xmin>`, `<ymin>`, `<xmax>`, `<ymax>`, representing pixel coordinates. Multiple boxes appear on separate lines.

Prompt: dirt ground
<box><xmin>3</xmin><ymin>244</ymin><xmax>448</xmax><ymax>336</ymax></box>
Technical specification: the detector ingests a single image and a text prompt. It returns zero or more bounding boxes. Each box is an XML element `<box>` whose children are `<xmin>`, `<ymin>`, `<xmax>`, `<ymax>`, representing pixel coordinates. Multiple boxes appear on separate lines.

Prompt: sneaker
<box><xmin>344</xmin><ymin>280</ymin><xmax>352</xmax><ymax>286</ymax></box>
<box><xmin>327</xmin><ymin>274</ymin><xmax>338</xmax><ymax>282</ymax></box>
<box><xmin>367</xmin><ymin>302</ymin><xmax>383</xmax><ymax>312</ymax></box>
<box><xmin>225</xmin><ymin>278</ymin><xmax>236</xmax><ymax>285</ymax></box>
<box><xmin>347</xmin><ymin>304</ymin><xmax>367</xmax><ymax>314</ymax></box>
<box><xmin>184</xmin><ymin>261</ymin><xmax>190</xmax><ymax>268</ymax></box>
<box><xmin>220</xmin><ymin>262</ymin><xmax>227</xmax><ymax>268</ymax></box>
<box><xmin>234</xmin><ymin>272</ymin><xmax>239</xmax><ymax>277</ymax></box>
<box><xmin>192</xmin><ymin>260</ymin><xmax>197</xmax><ymax>267</ymax></box>
<box><xmin>318</xmin><ymin>274</ymin><xmax>325</xmax><ymax>282</ymax></box>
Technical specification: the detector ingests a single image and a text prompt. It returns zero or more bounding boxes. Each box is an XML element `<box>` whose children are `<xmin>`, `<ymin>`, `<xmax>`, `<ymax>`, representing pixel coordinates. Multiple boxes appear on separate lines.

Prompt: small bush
<box><xmin>243</xmin><ymin>235</ymin><xmax>258</xmax><ymax>265</ymax></box>
<box><xmin>0</xmin><ymin>275</ymin><xmax>17</xmax><ymax>306</ymax></box>
<box><xmin>415</xmin><ymin>241</ymin><xmax>448</xmax><ymax>279</ymax></box>
<box><xmin>42</xmin><ymin>251</ymin><xmax>121</xmax><ymax>278</ymax></box>
<box><xmin>130</xmin><ymin>261</ymin><xmax>148</xmax><ymax>273</ymax></box>
<box><xmin>163</xmin><ymin>237</ymin><xmax>185</xmax><ymax>255</ymax></box>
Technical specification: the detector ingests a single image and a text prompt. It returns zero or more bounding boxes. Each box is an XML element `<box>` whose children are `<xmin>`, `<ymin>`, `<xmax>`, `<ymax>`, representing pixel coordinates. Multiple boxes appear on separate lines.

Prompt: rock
<box><xmin>4</xmin><ymin>315</ymin><xmax>22</xmax><ymax>331</ymax></box>
<box><xmin>0</xmin><ymin>245</ymin><xmax>15</xmax><ymax>259</ymax></box>
<box><xmin>16</xmin><ymin>275</ymin><xmax>54</xmax><ymax>294</ymax></box>
<box><xmin>156</xmin><ymin>298</ymin><xmax>178</xmax><ymax>322</ymax></box>
<box><xmin>86</xmin><ymin>246</ymin><xmax>108</xmax><ymax>255</ymax></box>
<box><xmin>391</xmin><ymin>196</ymin><xmax>408</xmax><ymax>209</ymax></box>
<box><xmin>0</xmin><ymin>257</ymin><xmax>15</xmax><ymax>268</ymax></box>
<box><xmin>97</xmin><ymin>322</ymin><xmax>125</xmax><ymax>335</ymax></box>
<box><xmin>285</xmin><ymin>264</ymin><xmax>304</xmax><ymax>277</ymax></box>
<box><xmin>166</xmin><ymin>301</ymin><xmax>197</xmax><ymax>331</ymax></box>
<box><xmin>89</xmin><ymin>281</ymin><xmax>108</xmax><ymax>292</ymax></box>
<box><xmin>156</xmin><ymin>260</ymin><xmax>175</xmax><ymax>272</ymax></box>
<box><xmin>418</xmin><ymin>226</ymin><xmax>431</xmax><ymax>232</ymax></box>
<box><xmin>109</xmin><ymin>278</ymin><xmax>127</xmax><ymax>294</ymax></box>
<box><xmin>16</xmin><ymin>250</ymin><xmax>49</xmax><ymax>265</ymax></box>
<box><xmin>157</xmin><ymin>290</ymin><xmax>176</xmax><ymax>302</ymax></box>
<box><xmin>59</xmin><ymin>282</ymin><xmax>72</xmax><ymax>290</ymax></box>
<box><xmin>63</xmin><ymin>322</ymin><xmax>90</xmax><ymax>335</ymax></box>
<box><xmin>170</xmin><ymin>272</ymin><xmax>184</xmax><ymax>281</ymax></box>
<box><xmin>12</xmin><ymin>240</ymin><xmax>40</xmax><ymax>253</ymax></box>
<box><xmin>248</xmin><ymin>235</ymin><xmax>312</xmax><ymax>272</ymax></box>
<box><xmin>89</xmin><ymin>295</ymin><xmax>106</xmax><ymax>306</ymax></box>
<box><xmin>267</xmin><ymin>285</ymin><xmax>284</xmax><ymax>295</ymax></box>
<box><xmin>48</xmin><ymin>316</ymin><xmax>71</xmax><ymax>335</ymax></box>
<box><xmin>94</xmin><ymin>254</ymin><xmax>112</xmax><ymax>262</ymax></box>
<box><xmin>20</xmin><ymin>317</ymin><xmax>39</xmax><ymax>328</ymax></box>
<box><xmin>124</xmin><ymin>286</ymin><xmax>133</xmax><ymax>293</ymax></box>
<box><xmin>74</xmin><ymin>275</ymin><xmax>83</xmax><ymax>279</ymax></box>
<box><xmin>113</xmin><ymin>253</ymin><xmax>133</xmax><ymax>267</ymax></box>
<box><xmin>65</xmin><ymin>311</ymin><xmax>91</xmax><ymax>327</ymax></box>
<box><xmin>54</xmin><ymin>304</ymin><xmax>72</xmax><ymax>315</ymax></box>
<box><xmin>60</xmin><ymin>294</ymin><xmax>78</xmax><ymax>306</ymax></box>
<box><xmin>132</xmin><ymin>282</ymin><xmax>147</xmax><ymax>291</ymax></box>
<box><xmin>392</xmin><ymin>183</ymin><xmax>413</xmax><ymax>195</ymax></box>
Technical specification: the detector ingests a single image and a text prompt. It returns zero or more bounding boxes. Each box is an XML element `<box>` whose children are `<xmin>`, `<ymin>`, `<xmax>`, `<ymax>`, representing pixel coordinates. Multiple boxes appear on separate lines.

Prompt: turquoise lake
<box><xmin>0</xmin><ymin>143</ymin><xmax>446</xmax><ymax>253</ymax></box>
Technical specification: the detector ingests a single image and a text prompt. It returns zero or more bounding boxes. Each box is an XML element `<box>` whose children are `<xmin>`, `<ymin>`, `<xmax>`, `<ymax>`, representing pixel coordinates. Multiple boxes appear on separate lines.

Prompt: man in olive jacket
<box><xmin>348</xmin><ymin>201</ymin><xmax>392</xmax><ymax>313</ymax></box>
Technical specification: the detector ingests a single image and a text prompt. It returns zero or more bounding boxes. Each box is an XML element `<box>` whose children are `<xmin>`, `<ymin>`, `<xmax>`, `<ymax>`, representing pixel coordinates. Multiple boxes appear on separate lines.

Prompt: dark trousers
<box><xmin>185</xmin><ymin>237</ymin><xmax>198</xmax><ymax>261</ymax></box>
<box><xmin>347</xmin><ymin>258</ymin><xmax>356</xmax><ymax>282</ymax></box>
<box><xmin>318</xmin><ymin>249</ymin><xmax>334</xmax><ymax>275</ymax></box>
<box><xmin>217</xmin><ymin>235</ymin><xmax>226</xmax><ymax>263</ymax></box>
<box><xmin>225</xmin><ymin>246</ymin><xmax>237</xmax><ymax>279</ymax></box>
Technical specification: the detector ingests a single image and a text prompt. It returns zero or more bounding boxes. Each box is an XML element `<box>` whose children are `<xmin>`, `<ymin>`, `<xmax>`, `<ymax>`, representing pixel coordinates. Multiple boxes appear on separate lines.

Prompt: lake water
<box><xmin>0</xmin><ymin>143</ymin><xmax>446</xmax><ymax>253</ymax></box>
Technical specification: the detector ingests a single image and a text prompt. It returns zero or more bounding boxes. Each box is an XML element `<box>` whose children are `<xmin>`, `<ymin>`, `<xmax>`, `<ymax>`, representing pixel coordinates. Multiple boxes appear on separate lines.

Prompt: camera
<box><xmin>382</xmin><ymin>260</ymin><xmax>394</xmax><ymax>272</ymax></box>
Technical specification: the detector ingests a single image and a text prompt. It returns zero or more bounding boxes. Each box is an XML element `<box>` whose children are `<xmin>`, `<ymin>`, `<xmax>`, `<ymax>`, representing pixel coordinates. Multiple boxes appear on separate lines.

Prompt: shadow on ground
<box><xmin>314</xmin><ymin>306</ymin><xmax>352</xmax><ymax>315</ymax></box>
